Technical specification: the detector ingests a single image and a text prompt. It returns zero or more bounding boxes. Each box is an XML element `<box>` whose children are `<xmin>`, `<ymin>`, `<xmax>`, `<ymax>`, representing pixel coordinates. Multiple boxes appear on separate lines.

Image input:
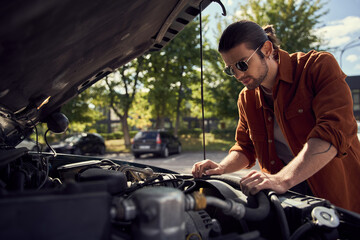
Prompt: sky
<box><xmin>202</xmin><ymin>0</ymin><xmax>360</xmax><ymax>76</ymax></box>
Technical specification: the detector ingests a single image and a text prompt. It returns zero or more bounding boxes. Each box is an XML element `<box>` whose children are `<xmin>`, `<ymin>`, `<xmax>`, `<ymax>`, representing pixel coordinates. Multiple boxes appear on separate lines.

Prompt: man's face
<box><xmin>220</xmin><ymin>43</ymin><xmax>268</xmax><ymax>90</ymax></box>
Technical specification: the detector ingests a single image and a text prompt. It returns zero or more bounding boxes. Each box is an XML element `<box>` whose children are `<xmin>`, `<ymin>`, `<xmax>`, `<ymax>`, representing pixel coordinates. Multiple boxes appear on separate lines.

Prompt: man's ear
<box><xmin>261</xmin><ymin>40</ymin><xmax>273</xmax><ymax>58</ymax></box>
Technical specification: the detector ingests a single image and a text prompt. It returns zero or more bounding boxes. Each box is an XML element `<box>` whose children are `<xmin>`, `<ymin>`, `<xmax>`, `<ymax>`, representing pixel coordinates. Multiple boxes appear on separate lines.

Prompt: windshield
<box><xmin>134</xmin><ymin>132</ymin><xmax>158</xmax><ymax>140</ymax></box>
<box><xmin>64</xmin><ymin>135</ymin><xmax>82</xmax><ymax>143</ymax></box>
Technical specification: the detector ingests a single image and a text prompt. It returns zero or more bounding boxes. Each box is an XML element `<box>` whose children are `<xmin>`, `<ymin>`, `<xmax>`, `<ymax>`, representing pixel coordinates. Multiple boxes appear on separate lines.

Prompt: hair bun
<box><xmin>263</xmin><ymin>25</ymin><xmax>276</xmax><ymax>35</ymax></box>
<box><xmin>262</xmin><ymin>24</ymin><xmax>280</xmax><ymax>57</ymax></box>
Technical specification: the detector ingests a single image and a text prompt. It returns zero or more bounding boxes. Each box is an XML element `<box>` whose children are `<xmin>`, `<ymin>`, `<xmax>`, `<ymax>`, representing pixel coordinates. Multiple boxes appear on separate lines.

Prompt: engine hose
<box><xmin>289</xmin><ymin>222</ymin><xmax>314</xmax><ymax>240</ymax></box>
<box><xmin>181</xmin><ymin>174</ymin><xmax>271</xmax><ymax>221</ymax></box>
<box><xmin>243</xmin><ymin>191</ymin><xmax>270</xmax><ymax>221</ymax></box>
<box><xmin>201</xmin><ymin>192</ymin><xmax>270</xmax><ymax>222</ymax></box>
<box><xmin>268</xmin><ymin>192</ymin><xmax>290</xmax><ymax>240</ymax></box>
<box><xmin>206</xmin><ymin>196</ymin><xmax>246</xmax><ymax>220</ymax></box>
<box><xmin>206</xmin><ymin>196</ymin><xmax>233</xmax><ymax>210</ymax></box>
<box><xmin>199</xmin><ymin>175</ymin><xmax>271</xmax><ymax>221</ymax></box>
<box><xmin>207</xmin><ymin>175</ymin><xmax>242</xmax><ymax>189</ymax></box>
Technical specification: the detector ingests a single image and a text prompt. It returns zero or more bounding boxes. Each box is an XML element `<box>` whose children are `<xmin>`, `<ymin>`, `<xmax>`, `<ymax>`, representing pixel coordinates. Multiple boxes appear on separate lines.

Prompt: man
<box><xmin>192</xmin><ymin>20</ymin><xmax>360</xmax><ymax>213</ymax></box>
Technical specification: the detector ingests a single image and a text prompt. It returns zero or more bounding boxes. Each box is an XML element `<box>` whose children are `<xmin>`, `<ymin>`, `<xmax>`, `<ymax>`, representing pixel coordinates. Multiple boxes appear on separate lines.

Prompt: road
<box><xmin>104</xmin><ymin>151</ymin><xmax>260</xmax><ymax>178</ymax></box>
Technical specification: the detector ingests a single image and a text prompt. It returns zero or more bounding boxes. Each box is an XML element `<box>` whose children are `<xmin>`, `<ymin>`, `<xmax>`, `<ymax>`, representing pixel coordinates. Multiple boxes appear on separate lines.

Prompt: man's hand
<box><xmin>239</xmin><ymin>138</ymin><xmax>337</xmax><ymax>196</ymax></box>
<box><xmin>191</xmin><ymin>159</ymin><xmax>225</xmax><ymax>178</ymax></box>
<box><xmin>239</xmin><ymin>170</ymin><xmax>289</xmax><ymax>196</ymax></box>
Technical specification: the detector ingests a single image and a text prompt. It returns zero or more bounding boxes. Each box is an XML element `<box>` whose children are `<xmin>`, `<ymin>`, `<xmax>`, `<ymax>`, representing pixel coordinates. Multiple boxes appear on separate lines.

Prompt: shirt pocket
<box><xmin>284</xmin><ymin>99</ymin><xmax>315</xmax><ymax>141</ymax></box>
<box><xmin>285</xmin><ymin>95</ymin><xmax>313</xmax><ymax>116</ymax></box>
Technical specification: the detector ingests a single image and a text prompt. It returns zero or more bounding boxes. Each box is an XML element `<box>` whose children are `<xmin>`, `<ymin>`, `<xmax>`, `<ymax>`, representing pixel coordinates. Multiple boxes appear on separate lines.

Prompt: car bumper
<box><xmin>131</xmin><ymin>145</ymin><xmax>162</xmax><ymax>154</ymax></box>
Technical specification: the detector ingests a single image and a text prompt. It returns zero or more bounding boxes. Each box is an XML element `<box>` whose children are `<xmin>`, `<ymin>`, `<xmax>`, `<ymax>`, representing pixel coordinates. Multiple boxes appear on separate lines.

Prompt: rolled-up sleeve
<box><xmin>229</xmin><ymin>94</ymin><xmax>257</xmax><ymax>168</ymax></box>
<box><xmin>306</xmin><ymin>53</ymin><xmax>357</xmax><ymax>158</ymax></box>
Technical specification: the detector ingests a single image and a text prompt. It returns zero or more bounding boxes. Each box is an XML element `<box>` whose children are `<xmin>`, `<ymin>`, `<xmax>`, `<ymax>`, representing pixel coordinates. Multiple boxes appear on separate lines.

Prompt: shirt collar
<box><xmin>255</xmin><ymin>87</ymin><xmax>262</xmax><ymax>109</ymax></box>
<box><xmin>255</xmin><ymin>49</ymin><xmax>293</xmax><ymax>109</ymax></box>
<box><xmin>276</xmin><ymin>49</ymin><xmax>293</xmax><ymax>84</ymax></box>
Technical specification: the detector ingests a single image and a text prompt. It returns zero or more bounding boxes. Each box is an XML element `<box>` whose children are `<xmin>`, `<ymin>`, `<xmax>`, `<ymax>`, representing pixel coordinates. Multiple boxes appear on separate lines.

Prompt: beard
<box><xmin>239</xmin><ymin>58</ymin><xmax>268</xmax><ymax>90</ymax></box>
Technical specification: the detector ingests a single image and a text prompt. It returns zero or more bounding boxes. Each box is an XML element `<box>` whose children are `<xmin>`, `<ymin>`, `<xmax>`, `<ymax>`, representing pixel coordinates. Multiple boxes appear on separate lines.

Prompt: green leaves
<box><xmin>235</xmin><ymin>0</ymin><xmax>328</xmax><ymax>52</ymax></box>
<box><xmin>60</xmin><ymin>2</ymin><xmax>329</xmax><ymax>136</ymax></box>
<box><xmin>144</xmin><ymin>20</ymin><xmax>204</xmax><ymax>129</ymax></box>
<box><xmin>207</xmin><ymin>0</ymin><xmax>328</xmax><ymax>119</ymax></box>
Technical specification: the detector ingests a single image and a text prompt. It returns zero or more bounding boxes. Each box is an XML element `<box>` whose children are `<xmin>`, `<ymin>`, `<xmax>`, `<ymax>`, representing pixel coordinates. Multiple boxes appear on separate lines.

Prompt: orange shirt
<box><xmin>230</xmin><ymin>49</ymin><xmax>360</xmax><ymax>213</ymax></box>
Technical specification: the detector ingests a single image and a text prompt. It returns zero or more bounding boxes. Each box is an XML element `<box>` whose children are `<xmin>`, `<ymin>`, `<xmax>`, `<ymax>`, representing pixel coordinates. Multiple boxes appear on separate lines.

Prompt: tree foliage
<box><xmin>128</xmin><ymin>91</ymin><xmax>152</xmax><ymax>130</ymax></box>
<box><xmin>101</xmin><ymin>57</ymin><xmax>145</xmax><ymax>147</ymax></box>
<box><xmin>232</xmin><ymin>0</ymin><xmax>328</xmax><ymax>52</ymax></box>
<box><xmin>203</xmin><ymin>45</ymin><xmax>242</xmax><ymax>120</ymax></box>
<box><xmin>144</xmin><ymin>19</ymin><xmax>209</xmax><ymax>134</ymax></box>
<box><xmin>59</xmin><ymin>2</ymin><xmax>329</xmax><ymax>141</ymax></box>
<box><xmin>206</xmin><ymin>0</ymin><xmax>329</xmax><ymax>121</ymax></box>
<box><xmin>61</xmin><ymin>88</ymin><xmax>105</xmax><ymax>132</ymax></box>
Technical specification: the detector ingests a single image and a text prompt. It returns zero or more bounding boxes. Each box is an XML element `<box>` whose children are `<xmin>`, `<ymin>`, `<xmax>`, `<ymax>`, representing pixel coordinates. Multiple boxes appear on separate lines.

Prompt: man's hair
<box><xmin>218</xmin><ymin>20</ymin><xmax>280</xmax><ymax>59</ymax></box>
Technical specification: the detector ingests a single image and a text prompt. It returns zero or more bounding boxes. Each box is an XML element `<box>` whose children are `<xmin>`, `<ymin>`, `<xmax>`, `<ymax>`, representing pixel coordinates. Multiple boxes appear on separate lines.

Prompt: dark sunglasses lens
<box><xmin>236</xmin><ymin>61</ymin><xmax>248</xmax><ymax>72</ymax></box>
<box><xmin>224</xmin><ymin>66</ymin><xmax>234</xmax><ymax>76</ymax></box>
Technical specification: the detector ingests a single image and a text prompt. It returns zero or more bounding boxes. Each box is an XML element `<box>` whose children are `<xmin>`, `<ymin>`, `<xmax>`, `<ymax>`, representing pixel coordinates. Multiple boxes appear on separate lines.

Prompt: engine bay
<box><xmin>0</xmin><ymin>148</ymin><xmax>359</xmax><ymax>240</ymax></box>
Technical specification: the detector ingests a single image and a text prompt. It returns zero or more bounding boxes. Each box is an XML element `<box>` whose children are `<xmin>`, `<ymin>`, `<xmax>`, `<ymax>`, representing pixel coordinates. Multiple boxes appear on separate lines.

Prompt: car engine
<box><xmin>0</xmin><ymin>148</ymin><xmax>359</xmax><ymax>240</ymax></box>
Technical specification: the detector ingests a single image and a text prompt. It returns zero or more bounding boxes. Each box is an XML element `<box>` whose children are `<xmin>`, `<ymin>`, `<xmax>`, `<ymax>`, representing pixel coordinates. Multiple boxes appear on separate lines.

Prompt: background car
<box><xmin>16</xmin><ymin>138</ymin><xmax>41</xmax><ymax>151</ymax></box>
<box><xmin>131</xmin><ymin>130</ymin><xmax>181</xmax><ymax>158</ymax></box>
<box><xmin>2</xmin><ymin>1</ymin><xmax>360</xmax><ymax>239</ymax></box>
<box><xmin>48</xmin><ymin>133</ymin><xmax>106</xmax><ymax>155</ymax></box>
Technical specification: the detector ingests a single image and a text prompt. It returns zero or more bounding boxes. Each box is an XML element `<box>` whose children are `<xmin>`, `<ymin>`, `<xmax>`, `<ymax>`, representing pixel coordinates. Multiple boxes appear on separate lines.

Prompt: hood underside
<box><xmin>0</xmin><ymin>0</ymin><xmax>212</xmax><ymax>147</ymax></box>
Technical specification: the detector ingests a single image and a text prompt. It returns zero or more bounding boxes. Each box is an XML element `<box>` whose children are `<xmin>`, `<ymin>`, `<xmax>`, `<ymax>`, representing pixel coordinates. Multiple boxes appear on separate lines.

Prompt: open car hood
<box><xmin>0</xmin><ymin>0</ymin><xmax>211</xmax><ymax>147</ymax></box>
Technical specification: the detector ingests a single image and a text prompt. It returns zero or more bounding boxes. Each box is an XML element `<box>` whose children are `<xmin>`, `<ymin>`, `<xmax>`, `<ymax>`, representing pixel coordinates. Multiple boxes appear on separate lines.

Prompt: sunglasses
<box><xmin>223</xmin><ymin>44</ymin><xmax>262</xmax><ymax>76</ymax></box>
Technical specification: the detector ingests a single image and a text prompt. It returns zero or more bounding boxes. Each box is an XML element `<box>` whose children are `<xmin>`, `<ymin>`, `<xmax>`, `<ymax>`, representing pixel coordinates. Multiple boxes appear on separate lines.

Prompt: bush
<box><xmin>129</xmin><ymin>130</ymin><xmax>138</xmax><ymax>138</ymax></box>
<box><xmin>211</xmin><ymin>129</ymin><xmax>235</xmax><ymax>140</ymax></box>
<box><xmin>113</xmin><ymin>132</ymin><xmax>124</xmax><ymax>139</ymax></box>
<box><xmin>101</xmin><ymin>131</ymin><xmax>139</xmax><ymax>140</ymax></box>
<box><xmin>101</xmin><ymin>132</ymin><xmax>122</xmax><ymax>140</ymax></box>
<box><xmin>178</xmin><ymin>128</ymin><xmax>203</xmax><ymax>138</ymax></box>
<box><xmin>100</xmin><ymin>133</ymin><xmax>110</xmax><ymax>140</ymax></box>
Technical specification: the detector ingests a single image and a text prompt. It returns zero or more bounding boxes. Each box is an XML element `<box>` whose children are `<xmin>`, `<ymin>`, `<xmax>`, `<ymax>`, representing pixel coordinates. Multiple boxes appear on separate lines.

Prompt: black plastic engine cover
<box><xmin>0</xmin><ymin>183</ymin><xmax>111</xmax><ymax>240</ymax></box>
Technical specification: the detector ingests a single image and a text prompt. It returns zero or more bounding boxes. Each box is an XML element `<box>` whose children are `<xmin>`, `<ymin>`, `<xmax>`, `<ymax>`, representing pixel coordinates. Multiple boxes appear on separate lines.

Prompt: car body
<box><xmin>131</xmin><ymin>130</ymin><xmax>181</xmax><ymax>158</ymax></box>
<box><xmin>16</xmin><ymin>138</ymin><xmax>41</xmax><ymax>151</ymax></box>
<box><xmin>47</xmin><ymin>133</ymin><xmax>106</xmax><ymax>155</ymax></box>
<box><xmin>1</xmin><ymin>1</ymin><xmax>359</xmax><ymax>239</ymax></box>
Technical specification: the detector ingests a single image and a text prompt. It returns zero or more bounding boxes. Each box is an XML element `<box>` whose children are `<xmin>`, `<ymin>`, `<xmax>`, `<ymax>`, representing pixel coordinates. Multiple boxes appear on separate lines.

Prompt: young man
<box><xmin>192</xmin><ymin>20</ymin><xmax>360</xmax><ymax>213</ymax></box>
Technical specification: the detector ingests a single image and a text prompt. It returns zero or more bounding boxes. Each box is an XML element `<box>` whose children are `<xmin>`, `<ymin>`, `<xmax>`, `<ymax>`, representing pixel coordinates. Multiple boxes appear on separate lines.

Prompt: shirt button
<box><xmin>270</xmin><ymin>161</ymin><xmax>275</xmax><ymax>165</ymax></box>
<box><xmin>268</xmin><ymin>116</ymin><xmax>272</xmax><ymax>122</ymax></box>
<box><xmin>298</xmin><ymin>109</ymin><xmax>304</xmax><ymax>113</ymax></box>
<box><xmin>268</xmin><ymin>139</ymin><xmax>273</xmax><ymax>143</ymax></box>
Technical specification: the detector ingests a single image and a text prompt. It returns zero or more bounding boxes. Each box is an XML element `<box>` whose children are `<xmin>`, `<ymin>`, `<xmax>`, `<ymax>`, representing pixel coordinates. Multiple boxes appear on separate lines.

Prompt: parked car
<box><xmin>1</xmin><ymin>1</ymin><xmax>359</xmax><ymax>240</ymax></box>
<box><xmin>16</xmin><ymin>138</ymin><xmax>41</xmax><ymax>151</ymax></box>
<box><xmin>131</xmin><ymin>130</ymin><xmax>181</xmax><ymax>158</ymax></box>
<box><xmin>47</xmin><ymin>133</ymin><xmax>106</xmax><ymax>155</ymax></box>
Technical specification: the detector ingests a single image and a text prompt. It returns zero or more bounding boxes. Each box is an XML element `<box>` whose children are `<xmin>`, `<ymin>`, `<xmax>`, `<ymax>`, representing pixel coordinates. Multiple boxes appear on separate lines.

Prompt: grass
<box><xmin>180</xmin><ymin>133</ymin><xmax>234</xmax><ymax>152</ymax></box>
<box><xmin>105</xmin><ymin>133</ymin><xmax>235</xmax><ymax>153</ymax></box>
<box><xmin>105</xmin><ymin>139</ymin><xmax>130</xmax><ymax>153</ymax></box>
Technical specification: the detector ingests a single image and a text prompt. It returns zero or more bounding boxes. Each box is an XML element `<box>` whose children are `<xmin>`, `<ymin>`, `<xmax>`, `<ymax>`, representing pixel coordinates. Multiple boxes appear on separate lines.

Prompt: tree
<box><xmin>128</xmin><ymin>91</ymin><xmax>153</xmax><ymax>130</ymax></box>
<box><xmin>234</xmin><ymin>0</ymin><xmax>328</xmax><ymax>52</ymax></box>
<box><xmin>206</xmin><ymin>0</ymin><xmax>329</xmax><ymax>122</ymax></box>
<box><xmin>203</xmin><ymin>23</ymin><xmax>244</xmax><ymax>121</ymax></box>
<box><xmin>95</xmin><ymin>57</ymin><xmax>145</xmax><ymax>148</ymax></box>
<box><xmin>145</xmin><ymin>19</ymin><xmax>208</xmax><ymax>135</ymax></box>
<box><xmin>61</xmin><ymin>88</ymin><xmax>105</xmax><ymax>133</ymax></box>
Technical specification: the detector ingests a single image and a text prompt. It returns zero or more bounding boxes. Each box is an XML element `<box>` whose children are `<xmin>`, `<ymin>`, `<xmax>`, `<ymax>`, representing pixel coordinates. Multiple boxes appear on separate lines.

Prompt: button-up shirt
<box><xmin>230</xmin><ymin>49</ymin><xmax>360</xmax><ymax>213</ymax></box>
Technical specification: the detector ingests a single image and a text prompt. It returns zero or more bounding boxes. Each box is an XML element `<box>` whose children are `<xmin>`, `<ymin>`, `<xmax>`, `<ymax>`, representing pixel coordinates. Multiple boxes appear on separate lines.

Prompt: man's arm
<box><xmin>240</xmin><ymin>138</ymin><xmax>337</xmax><ymax>195</ymax></box>
<box><xmin>192</xmin><ymin>151</ymin><xmax>250</xmax><ymax>178</ymax></box>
